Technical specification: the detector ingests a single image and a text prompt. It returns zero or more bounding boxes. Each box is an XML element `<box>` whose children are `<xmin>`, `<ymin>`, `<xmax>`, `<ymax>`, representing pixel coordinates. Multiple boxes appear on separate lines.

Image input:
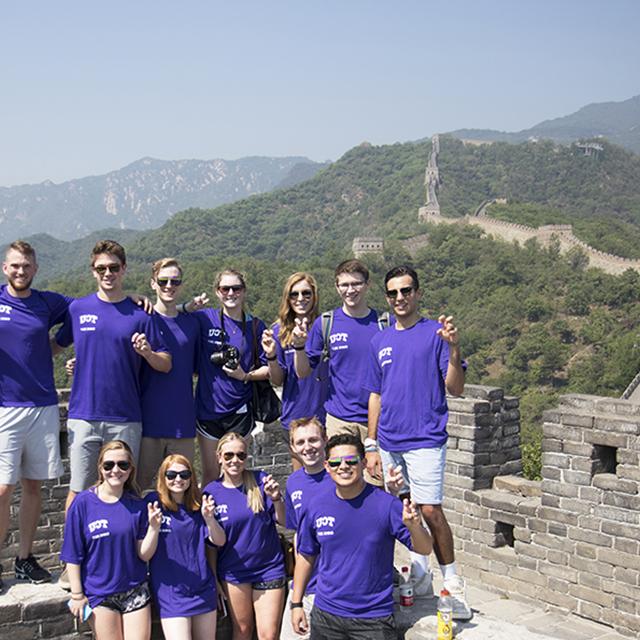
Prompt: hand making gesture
<box><xmin>291</xmin><ymin>317</ymin><xmax>309</xmax><ymax>348</ymax></box>
<box><xmin>147</xmin><ymin>500</ymin><xmax>163</xmax><ymax>531</ymax></box>
<box><xmin>436</xmin><ymin>314</ymin><xmax>459</xmax><ymax>345</ymax></box>
<box><xmin>261</xmin><ymin>328</ymin><xmax>277</xmax><ymax>359</ymax></box>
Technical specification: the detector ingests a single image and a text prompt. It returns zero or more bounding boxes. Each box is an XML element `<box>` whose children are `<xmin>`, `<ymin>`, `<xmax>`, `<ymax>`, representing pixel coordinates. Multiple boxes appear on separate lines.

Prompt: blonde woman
<box><xmin>203</xmin><ymin>433</ymin><xmax>285</xmax><ymax>640</ymax></box>
<box><xmin>146</xmin><ymin>454</ymin><xmax>226</xmax><ymax>639</ymax></box>
<box><xmin>261</xmin><ymin>272</ymin><xmax>328</xmax><ymax>470</ymax></box>
<box><xmin>61</xmin><ymin>441</ymin><xmax>162</xmax><ymax>640</ymax></box>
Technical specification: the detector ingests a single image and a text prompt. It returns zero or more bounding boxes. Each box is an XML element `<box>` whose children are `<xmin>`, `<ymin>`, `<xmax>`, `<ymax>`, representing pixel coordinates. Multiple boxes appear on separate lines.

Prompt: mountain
<box><xmin>450</xmin><ymin>95</ymin><xmax>640</xmax><ymax>153</ymax></box>
<box><xmin>0</xmin><ymin>155</ymin><xmax>324</xmax><ymax>243</ymax></box>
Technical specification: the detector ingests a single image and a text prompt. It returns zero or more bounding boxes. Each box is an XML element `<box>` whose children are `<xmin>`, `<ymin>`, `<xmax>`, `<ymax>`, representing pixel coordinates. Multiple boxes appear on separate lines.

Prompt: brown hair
<box><xmin>151</xmin><ymin>257</ymin><xmax>183</xmax><ymax>279</ymax></box>
<box><xmin>156</xmin><ymin>454</ymin><xmax>202</xmax><ymax>512</ymax></box>
<box><xmin>216</xmin><ymin>433</ymin><xmax>264</xmax><ymax>514</ymax></box>
<box><xmin>6</xmin><ymin>240</ymin><xmax>36</xmax><ymax>262</ymax></box>
<box><xmin>95</xmin><ymin>440</ymin><xmax>139</xmax><ymax>495</ymax></box>
<box><xmin>91</xmin><ymin>240</ymin><xmax>126</xmax><ymax>266</ymax></box>
<box><xmin>289</xmin><ymin>416</ymin><xmax>326</xmax><ymax>444</ymax></box>
<box><xmin>214</xmin><ymin>268</ymin><xmax>246</xmax><ymax>290</ymax></box>
<box><xmin>334</xmin><ymin>259</ymin><xmax>369</xmax><ymax>283</ymax></box>
<box><xmin>276</xmin><ymin>272</ymin><xmax>319</xmax><ymax>348</ymax></box>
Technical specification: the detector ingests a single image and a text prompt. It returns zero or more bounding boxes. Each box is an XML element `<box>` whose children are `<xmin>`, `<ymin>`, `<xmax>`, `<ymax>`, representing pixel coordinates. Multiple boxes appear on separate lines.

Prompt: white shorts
<box><xmin>0</xmin><ymin>405</ymin><xmax>63</xmax><ymax>485</ymax></box>
<box><xmin>380</xmin><ymin>444</ymin><xmax>447</xmax><ymax>505</ymax></box>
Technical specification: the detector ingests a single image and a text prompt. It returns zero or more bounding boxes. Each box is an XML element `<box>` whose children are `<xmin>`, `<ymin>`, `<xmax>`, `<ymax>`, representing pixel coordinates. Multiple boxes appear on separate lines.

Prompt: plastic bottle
<box><xmin>399</xmin><ymin>565</ymin><xmax>414</xmax><ymax>608</ymax></box>
<box><xmin>437</xmin><ymin>588</ymin><xmax>453</xmax><ymax>640</ymax></box>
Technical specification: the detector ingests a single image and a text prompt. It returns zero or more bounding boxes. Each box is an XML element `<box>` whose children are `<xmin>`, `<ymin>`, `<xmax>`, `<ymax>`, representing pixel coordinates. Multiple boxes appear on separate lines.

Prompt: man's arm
<box><xmin>402</xmin><ymin>499</ymin><xmax>433</xmax><ymax>555</ymax></box>
<box><xmin>131</xmin><ymin>333</ymin><xmax>172</xmax><ymax>373</ymax></box>
<box><xmin>445</xmin><ymin>344</ymin><xmax>465</xmax><ymax>396</ymax></box>
<box><xmin>365</xmin><ymin>392</ymin><xmax>383</xmax><ymax>481</ymax></box>
<box><xmin>291</xmin><ymin>552</ymin><xmax>316</xmax><ymax>635</ymax></box>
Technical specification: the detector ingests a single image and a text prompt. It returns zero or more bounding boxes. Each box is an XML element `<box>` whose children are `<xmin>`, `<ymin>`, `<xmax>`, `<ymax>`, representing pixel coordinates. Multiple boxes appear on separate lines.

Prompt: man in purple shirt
<box><xmin>54</xmin><ymin>240</ymin><xmax>171</xmax><ymax>512</ymax></box>
<box><xmin>364</xmin><ymin>265</ymin><xmax>470</xmax><ymax>620</ymax></box>
<box><xmin>0</xmin><ymin>240</ymin><xmax>71</xmax><ymax>588</ymax></box>
<box><xmin>291</xmin><ymin>433</ymin><xmax>432</xmax><ymax>639</ymax></box>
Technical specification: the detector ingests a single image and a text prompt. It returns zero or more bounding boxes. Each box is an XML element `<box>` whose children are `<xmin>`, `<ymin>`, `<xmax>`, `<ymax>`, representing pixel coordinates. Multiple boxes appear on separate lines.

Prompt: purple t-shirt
<box><xmin>55</xmin><ymin>294</ymin><xmax>167</xmax><ymax>422</ymax></box>
<box><xmin>306</xmin><ymin>308</ymin><xmax>388</xmax><ymax>423</ymax></box>
<box><xmin>194</xmin><ymin>310</ymin><xmax>267</xmax><ymax>420</ymax></box>
<box><xmin>365</xmin><ymin>318</ymin><xmax>460</xmax><ymax>452</ymax></box>
<box><xmin>203</xmin><ymin>470</ymin><xmax>284</xmax><ymax>584</ymax></box>
<box><xmin>0</xmin><ymin>285</ymin><xmax>71</xmax><ymax>407</ymax></box>
<box><xmin>297</xmin><ymin>483</ymin><xmax>413</xmax><ymax>618</ymax></box>
<box><xmin>284</xmin><ymin>467</ymin><xmax>332</xmax><ymax>594</ymax></box>
<box><xmin>141</xmin><ymin>313</ymin><xmax>199</xmax><ymax>438</ymax></box>
<box><xmin>273</xmin><ymin>323</ymin><xmax>328</xmax><ymax>429</ymax></box>
<box><xmin>60</xmin><ymin>489</ymin><xmax>147</xmax><ymax>608</ymax></box>
<box><xmin>144</xmin><ymin>492</ymin><xmax>216</xmax><ymax>618</ymax></box>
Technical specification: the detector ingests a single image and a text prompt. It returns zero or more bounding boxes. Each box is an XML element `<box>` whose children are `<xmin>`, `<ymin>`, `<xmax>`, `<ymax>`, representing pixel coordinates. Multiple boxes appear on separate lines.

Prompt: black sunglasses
<box><xmin>94</xmin><ymin>264</ymin><xmax>122</xmax><ymax>275</ymax></box>
<box><xmin>165</xmin><ymin>469</ymin><xmax>192</xmax><ymax>480</ymax></box>
<box><xmin>385</xmin><ymin>286</ymin><xmax>414</xmax><ymax>299</ymax></box>
<box><xmin>218</xmin><ymin>285</ymin><xmax>245</xmax><ymax>294</ymax></box>
<box><xmin>289</xmin><ymin>289</ymin><xmax>313</xmax><ymax>299</ymax></box>
<box><xmin>327</xmin><ymin>454</ymin><xmax>361</xmax><ymax>468</ymax></box>
<box><xmin>156</xmin><ymin>277</ymin><xmax>183</xmax><ymax>287</ymax></box>
<box><xmin>222</xmin><ymin>451</ymin><xmax>247</xmax><ymax>461</ymax></box>
<box><xmin>102</xmin><ymin>460</ymin><xmax>131</xmax><ymax>471</ymax></box>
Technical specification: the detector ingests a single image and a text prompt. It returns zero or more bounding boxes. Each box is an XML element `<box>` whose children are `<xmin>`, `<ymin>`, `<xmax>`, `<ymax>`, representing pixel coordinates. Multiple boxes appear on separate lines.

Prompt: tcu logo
<box><xmin>161</xmin><ymin>515</ymin><xmax>171</xmax><ymax>527</ymax></box>
<box><xmin>208</xmin><ymin>328</ymin><xmax>223</xmax><ymax>338</ymax></box>
<box><xmin>378</xmin><ymin>347</ymin><xmax>392</xmax><ymax>359</ymax></box>
<box><xmin>329</xmin><ymin>333</ymin><xmax>348</xmax><ymax>344</ymax></box>
<box><xmin>88</xmin><ymin>519</ymin><xmax>109</xmax><ymax>533</ymax></box>
<box><xmin>214</xmin><ymin>504</ymin><xmax>228</xmax><ymax>516</ymax></box>
<box><xmin>291</xmin><ymin>490</ymin><xmax>302</xmax><ymax>502</ymax></box>
<box><xmin>80</xmin><ymin>314</ymin><xmax>98</xmax><ymax>325</ymax></box>
<box><xmin>315</xmin><ymin>516</ymin><xmax>336</xmax><ymax>528</ymax></box>
<box><xmin>0</xmin><ymin>305</ymin><xmax>11</xmax><ymax>314</ymax></box>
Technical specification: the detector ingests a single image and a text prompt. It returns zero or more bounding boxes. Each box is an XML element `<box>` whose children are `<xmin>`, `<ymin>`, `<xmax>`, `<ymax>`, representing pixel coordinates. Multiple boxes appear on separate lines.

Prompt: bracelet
<box><xmin>364</xmin><ymin>445</ymin><xmax>378</xmax><ymax>453</ymax></box>
<box><xmin>293</xmin><ymin>345</ymin><xmax>305</xmax><ymax>351</ymax></box>
<box><xmin>179</xmin><ymin>302</ymin><xmax>188</xmax><ymax>313</ymax></box>
<box><xmin>71</xmin><ymin>594</ymin><xmax>85</xmax><ymax>600</ymax></box>
<box><xmin>266</xmin><ymin>355</ymin><xmax>277</xmax><ymax>361</ymax></box>
<box><xmin>290</xmin><ymin>601</ymin><xmax>304</xmax><ymax>610</ymax></box>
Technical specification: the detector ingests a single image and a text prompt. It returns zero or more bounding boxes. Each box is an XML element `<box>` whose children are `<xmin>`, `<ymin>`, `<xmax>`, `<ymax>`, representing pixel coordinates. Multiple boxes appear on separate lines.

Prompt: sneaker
<box><xmin>14</xmin><ymin>555</ymin><xmax>52</xmax><ymax>584</ymax></box>
<box><xmin>443</xmin><ymin>575</ymin><xmax>472</xmax><ymax>620</ymax></box>
<box><xmin>58</xmin><ymin>565</ymin><xmax>71</xmax><ymax>591</ymax></box>
<box><xmin>412</xmin><ymin>569</ymin><xmax>434</xmax><ymax>598</ymax></box>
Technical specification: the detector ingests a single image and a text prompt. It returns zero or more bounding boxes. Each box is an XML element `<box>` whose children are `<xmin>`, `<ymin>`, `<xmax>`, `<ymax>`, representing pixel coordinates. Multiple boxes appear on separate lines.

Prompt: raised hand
<box><xmin>262</xmin><ymin>474</ymin><xmax>282</xmax><ymax>502</ymax></box>
<box><xmin>292</xmin><ymin>317</ymin><xmax>309</xmax><ymax>348</ymax></box>
<box><xmin>129</xmin><ymin>294</ymin><xmax>154</xmax><ymax>314</ymax></box>
<box><xmin>436</xmin><ymin>315</ymin><xmax>459</xmax><ymax>345</ymax></box>
<box><xmin>261</xmin><ymin>328</ymin><xmax>277</xmax><ymax>359</ymax></box>
<box><xmin>201</xmin><ymin>494</ymin><xmax>217</xmax><ymax>522</ymax></box>
<box><xmin>385</xmin><ymin>464</ymin><xmax>405</xmax><ymax>496</ymax></box>
<box><xmin>191</xmin><ymin>292</ymin><xmax>210</xmax><ymax>310</ymax></box>
<box><xmin>131</xmin><ymin>332</ymin><xmax>151</xmax><ymax>356</ymax></box>
<box><xmin>147</xmin><ymin>500</ymin><xmax>163</xmax><ymax>531</ymax></box>
<box><xmin>402</xmin><ymin>498</ymin><xmax>421</xmax><ymax>528</ymax></box>
<box><xmin>65</xmin><ymin>357</ymin><xmax>76</xmax><ymax>377</ymax></box>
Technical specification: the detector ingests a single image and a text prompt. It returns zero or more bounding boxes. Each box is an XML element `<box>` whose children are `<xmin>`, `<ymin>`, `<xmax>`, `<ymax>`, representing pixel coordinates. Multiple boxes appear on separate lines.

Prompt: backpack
<box><xmin>321</xmin><ymin>309</ymin><xmax>390</xmax><ymax>361</ymax></box>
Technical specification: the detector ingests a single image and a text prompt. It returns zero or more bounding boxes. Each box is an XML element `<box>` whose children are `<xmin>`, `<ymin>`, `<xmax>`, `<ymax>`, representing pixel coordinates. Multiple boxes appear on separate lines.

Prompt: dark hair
<box><xmin>334</xmin><ymin>259</ymin><xmax>369</xmax><ymax>283</ymax></box>
<box><xmin>91</xmin><ymin>240</ymin><xmax>126</xmax><ymax>266</ymax></box>
<box><xmin>326</xmin><ymin>433</ymin><xmax>365</xmax><ymax>459</ymax></box>
<box><xmin>384</xmin><ymin>265</ymin><xmax>419</xmax><ymax>290</ymax></box>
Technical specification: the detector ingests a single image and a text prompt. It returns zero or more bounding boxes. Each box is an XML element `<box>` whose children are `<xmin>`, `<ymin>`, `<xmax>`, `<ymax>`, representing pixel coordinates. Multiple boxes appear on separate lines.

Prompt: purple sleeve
<box><xmin>388</xmin><ymin>497</ymin><xmax>413</xmax><ymax>551</ymax></box>
<box><xmin>363</xmin><ymin>340</ymin><xmax>382</xmax><ymax>394</ymax></box>
<box><xmin>273</xmin><ymin>324</ymin><xmax>287</xmax><ymax>370</ymax></box>
<box><xmin>60</xmin><ymin>499</ymin><xmax>86</xmax><ymax>564</ymax></box>
<box><xmin>284</xmin><ymin>484</ymin><xmax>296</xmax><ymax>530</ymax></box>
<box><xmin>145</xmin><ymin>314</ymin><xmax>168</xmax><ymax>353</ymax></box>
<box><xmin>436</xmin><ymin>338</ymin><xmax>468</xmax><ymax>380</ymax></box>
<box><xmin>43</xmin><ymin>291</ymin><xmax>73</xmax><ymax>328</ymax></box>
<box><xmin>305</xmin><ymin>316</ymin><xmax>324</xmax><ymax>370</ymax></box>
<box><xmin>136</xmin><ymin>498</ymin><xmax>148</xmax><ymax>541</ymax></box>
<box><xmin>255</xmin><ymin>319</ymin><xmax>268</xmax><ymax>367</ymax></box>
<box><xmin>296</xmin><ymin>509</ymin><xmax>320</xmax><ymax>557</ymax></box>
<box><xmin>55</xmin><ymin>313</ymin><xmax>74</xmax><ymax>348</ymax></box>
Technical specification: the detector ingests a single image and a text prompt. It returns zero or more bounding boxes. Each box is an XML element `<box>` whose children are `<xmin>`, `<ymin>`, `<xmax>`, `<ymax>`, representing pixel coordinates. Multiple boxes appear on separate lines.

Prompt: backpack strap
<box><xmin>377</xmin><ymin>311</ymin><xmax>390</xmax><ymax>330</ymax></box>
<box><xmin>321</xmin><ymin>310</ymin><xmax>334</xmax><ymax>361</ymax></box>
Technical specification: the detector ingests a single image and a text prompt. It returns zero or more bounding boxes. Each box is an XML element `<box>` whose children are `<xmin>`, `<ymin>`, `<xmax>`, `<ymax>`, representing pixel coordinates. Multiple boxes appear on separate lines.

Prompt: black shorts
<box><xmin>196</xmin><ymin>409</ymin><xmax>254</xmax><ymax>440</ymax></box>
<box><xmin>252</xmin><ymin>576</ymin><xmax>287</xmax><ymax>590</ymax></box>
<box><xmin>99</xmin><ymin>582</ymin><xmax>151</xmax><ymax>614</ymax></box>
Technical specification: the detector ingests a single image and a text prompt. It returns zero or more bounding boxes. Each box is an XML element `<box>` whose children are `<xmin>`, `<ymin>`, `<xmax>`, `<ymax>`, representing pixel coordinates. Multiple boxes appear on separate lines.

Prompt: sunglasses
<box><xmin>94</xmin><ymin>264</ymin><xmax>122</xmax><ymax>275</ymax></box>
<box><xmin>327</xmin><ymin>454</ymin><xmax>361</xmax><ymax>468</ymax></box>
<box><xmin>156</xmin><ymin>277</ymin><xmax>183</xmax><ymax>287</ymax></box>
<box><xmin>222</xmin><ymin>451</ymin><xmax>247</xmax><ymax>462</ymax></box>
<box><xmin>165</xmin><ymin>469</ymin><xmax>192</xmax><ymax>480</ymax></box>
<box><xmin>102</xmin><ymin>460</ymin><xmax>131</xmax><ymax>471</ymax></box>
<box><xmin>289</xmin><ymin>289</ymin><xmax>313</xmax><ymax>299</ymax></box>
<box><xmin>218</xmin><ymin>285</ymin><xmax>245</xmax><ymax>294</ymax></box>
<box><xmin>385</xmin><ymin>286</ymin><xmax>414</xmax><ymax>299</ymax></box>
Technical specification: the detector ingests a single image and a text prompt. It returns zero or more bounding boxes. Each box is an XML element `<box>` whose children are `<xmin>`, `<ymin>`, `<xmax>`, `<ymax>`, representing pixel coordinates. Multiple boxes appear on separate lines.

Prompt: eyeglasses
<box><xmin>156</xmin><ymin>277</ymin><xmax>183</xmax><ymax>287</ymax></box>
<box><xmin>218</xmin><ymin>285</ymin><xmax>245</xmax><ymax>294</ymax></box>
<box><xmin>289</xmin><ymin>289</ymin><xmax>313</xmax><ymax>300</ymax></box>
<box><xmin>385</xmin><ymin>286</ymin><xmax>415</xmax><ymax>299</ymax></box>
<box><xmin>327</xmin><ymin>454</ymin><xmax>361</xmax><ymax>468</ymax></box>
<box><xmin>165</xmin><ymin>469</ymin><xmax>192</xmax><ymax>480</ymax></box>
<box><xmin>222</xmin><ymin>451</ymin><xmax>247</xmax><ymax>461</ymax></box>
<box><xmin>94</xmin><ymin>264</ymin><xmax>122</xmax><ymax>275</ymax></box>
<box><xmin>102</xmin><ymin>460</ymin><xmax>131</xmax><ymax>471</ymax></box>
<box><xmin>336</xmin><ymin>281</ymin><xmax>366</xmax><ymax>292</ymax></box>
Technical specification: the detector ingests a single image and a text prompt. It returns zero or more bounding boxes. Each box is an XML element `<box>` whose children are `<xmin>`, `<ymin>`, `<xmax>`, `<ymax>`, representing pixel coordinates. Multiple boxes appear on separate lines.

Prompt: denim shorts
<box><xmin>99</xmin><ymin>582</ymin><xmax>151</xmax><ymax>614</ymax></box>
<box><xmin>380</xmin><ymin>444</ymin><xmax>446</xmax><ymax>505</ymax></box>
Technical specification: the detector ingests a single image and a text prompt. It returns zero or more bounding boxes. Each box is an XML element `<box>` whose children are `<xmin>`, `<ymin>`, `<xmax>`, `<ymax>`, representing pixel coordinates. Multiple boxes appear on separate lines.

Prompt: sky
<box><xmin>1</xmin><ymin>1</ymin><xmax>639</xmax><ymax>187</ymax></box>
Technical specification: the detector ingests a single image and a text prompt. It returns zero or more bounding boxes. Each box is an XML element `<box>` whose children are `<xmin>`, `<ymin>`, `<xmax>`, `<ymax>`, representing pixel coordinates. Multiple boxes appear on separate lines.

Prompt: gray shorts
<box><xmin>380</xmin><ymin>444</ymin><xmax>446</xmax><ymax>505</ymax></box>
<box><xmin>67</xmin><ymin>419</ymin><xmax>142</xmax><ymax>492</ymax></box>
<box><xmin>0</xmin><ymin>405</ymin><xmax>63</xmax><ymax>485</ymax></box>
<box><xmin>137</xmin><ymin>436</ymin><xmax>195</xmax><ymax>492</ymax></box>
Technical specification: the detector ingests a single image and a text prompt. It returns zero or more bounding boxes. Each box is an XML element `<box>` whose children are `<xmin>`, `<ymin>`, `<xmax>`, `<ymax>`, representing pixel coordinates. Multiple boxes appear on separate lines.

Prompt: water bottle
<box><xmin>437</xmin><ymin>588</ymin><xmax>453</xmax><ymax>640</ymax></box>
<box><xmin>399</xmin><ymin>565</ymin><xmax>414</xmax><ymax>608</ymax></box>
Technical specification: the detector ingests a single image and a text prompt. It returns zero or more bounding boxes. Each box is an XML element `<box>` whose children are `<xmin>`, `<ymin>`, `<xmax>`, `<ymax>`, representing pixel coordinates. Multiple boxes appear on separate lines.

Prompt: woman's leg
<box><xmin>225</xmin><ymin>582</ymin><xmax>255</xmax><ymax>640</ymax></box>
<box><xmin>197</xmin><ymin>433</ymin><xmax>220</xmax><ymax>487</ymax></box>
<box><xmin>93</xmin><ymin>606</ymin><xmax>124</xmax><ymax>640</ymax></box>
<box><xmin>253</xmin><ymin>586</ymin><xmax>285</xmax><ymax>640</ymax></box>
<box><xmin>192</xmin><ymin>610</ymin><xmax>218</xmax><ymax>640</ymax></box>
<box><xmin>122</xmin><ymin>604</ymin><xmax>151</xmax><ymax>640</ymax></box>
<box><xmin>160</xmin><ymin>616</ymin><xmax>192</xmax><ymax>640</ymax></box>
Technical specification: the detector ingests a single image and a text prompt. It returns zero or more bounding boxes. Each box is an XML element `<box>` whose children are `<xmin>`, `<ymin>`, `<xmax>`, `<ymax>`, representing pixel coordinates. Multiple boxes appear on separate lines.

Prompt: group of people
<box><xmin>0</xmin><ymin>238</ymin><xmax>469</xmax><ymax>640</ymax></box>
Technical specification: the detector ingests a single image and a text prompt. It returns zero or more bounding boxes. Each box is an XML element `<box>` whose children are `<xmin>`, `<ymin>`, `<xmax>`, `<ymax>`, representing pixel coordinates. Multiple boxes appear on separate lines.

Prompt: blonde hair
<box><xmin>289</xmin><ymin>416</ymin><xmax>326</xmax><ymax>444</ymax></box>
<box><xmin>156</xmin><ymin>454</ymin><xmax>201</xmax><ymax>512</ymax></box>
<box><xmin>216</xmin><ymin>433</ymin><xmax>264</xmax><ymax>514</ymax></box>
<box><xmin>276</xmin><ymin>272</ymin><xmax>319</xmax><ymax>348</ymax></box>
<box><xmin>151</xmin><ymin>257</ymin><xmax>183</xmax><ymax>279</ymax></box>
<box><xmin>215</xmin><ymin>268</ymin><xmax>246</xmax><ymax>290</ymax></box>
<box><xmin>95</xmin><ymin>440</ymin><xmax>139</xmax><ymax>496</ymax></box>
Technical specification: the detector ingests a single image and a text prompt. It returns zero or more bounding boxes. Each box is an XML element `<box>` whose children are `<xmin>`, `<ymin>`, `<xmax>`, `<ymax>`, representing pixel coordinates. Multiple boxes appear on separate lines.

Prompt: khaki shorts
<box><xmin>0</xmin><ymin>406</ymin><xmax>63</xmax><ymax>485</ymax></box>
<box><xmin>67</xmin><ymin>419</ymin><xmax>142</xmax><ymax>492</ymax></box>
<box><xmin>325</xmin><ymin>413</ymin><xmax>382</xmax><ymax>487</ymax></box>
<box><xmin>137</xmin><ymin>436</ymin><xmax>195</xmax><ymax>492</ymax></box>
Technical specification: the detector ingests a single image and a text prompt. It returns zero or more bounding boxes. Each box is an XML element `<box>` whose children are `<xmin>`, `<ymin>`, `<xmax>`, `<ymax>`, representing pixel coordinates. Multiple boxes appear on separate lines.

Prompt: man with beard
<box><xmin>0</xmin><ymin>241</ymin><xmax>71</xmax><ymax>589</ymax></box>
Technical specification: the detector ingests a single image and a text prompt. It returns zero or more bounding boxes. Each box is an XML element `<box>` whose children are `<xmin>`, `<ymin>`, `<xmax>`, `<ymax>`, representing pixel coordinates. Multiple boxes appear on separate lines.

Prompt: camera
<box><xmin>210</xmin><ymin>345</ymin><xmax>240</xmax><ymax>370</ymax></box>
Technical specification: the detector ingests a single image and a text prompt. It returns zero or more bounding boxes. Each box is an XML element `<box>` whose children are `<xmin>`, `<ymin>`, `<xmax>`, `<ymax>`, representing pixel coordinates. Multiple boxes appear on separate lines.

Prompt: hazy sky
<box><xmin>1</xmin><ymin>1</ymin><xmax>638</xmax><ymax>187</ymax></box>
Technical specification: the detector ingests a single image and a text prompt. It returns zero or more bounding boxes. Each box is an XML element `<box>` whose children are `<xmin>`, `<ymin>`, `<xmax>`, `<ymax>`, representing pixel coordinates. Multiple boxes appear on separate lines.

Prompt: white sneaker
<box><xmin>443</xmin><ymin>575</ymin><xmax>472</xmax><ymax>620</ymax></box>
<box><xmin>412</xmin><ymin>569</ymin><xmax>434</xmax><ymax>598</ymax></box>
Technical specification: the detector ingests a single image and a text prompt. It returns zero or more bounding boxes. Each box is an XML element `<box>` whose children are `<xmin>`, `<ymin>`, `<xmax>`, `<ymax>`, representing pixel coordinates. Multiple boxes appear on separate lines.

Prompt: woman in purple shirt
<box><xmin>203</xmin><ymin>433</ymin><xmax>286</xmax><ymax>640</ymax></box>
<box><xmin>261</xmin><ymin>272</ymin><xmax>328</xmax><ymax>470</ymax></box>
<box><xmin>146</xmin><ymin>454</ymin><xmax>226</xmax><ymax>640</ymax></box>
<box><xmin>61</xmin><ymin>440</ymin><xmax>162</xmax><ymax>640</ymax></box>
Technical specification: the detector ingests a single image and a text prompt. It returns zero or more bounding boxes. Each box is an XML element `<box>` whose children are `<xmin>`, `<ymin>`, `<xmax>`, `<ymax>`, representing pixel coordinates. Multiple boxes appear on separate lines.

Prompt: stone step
<box><xmin>492</xmin><ymin>475</ymin><xmax>542</xmax><ymax>497</ymax></box>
